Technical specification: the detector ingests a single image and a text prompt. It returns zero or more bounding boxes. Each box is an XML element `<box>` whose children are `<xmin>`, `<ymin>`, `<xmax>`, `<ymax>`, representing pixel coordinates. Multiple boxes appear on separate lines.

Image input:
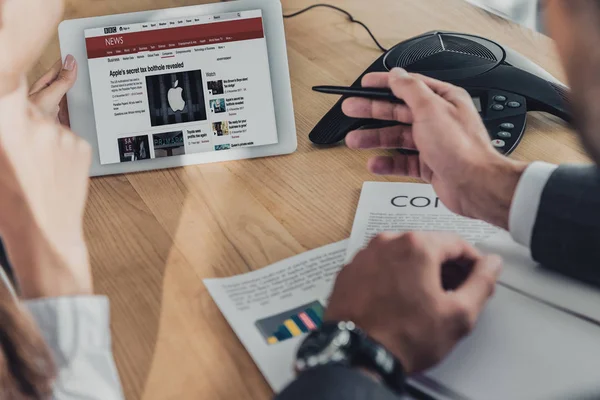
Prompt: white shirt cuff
<box><xmin>25</xmin><ymin>296</ymin><xmax>125</xmax><ymax>400</ymax></box>
<box><xmin>509</xmin><ymin>162</ymin><xmax>558</xmax><ymax>248</ymax></box>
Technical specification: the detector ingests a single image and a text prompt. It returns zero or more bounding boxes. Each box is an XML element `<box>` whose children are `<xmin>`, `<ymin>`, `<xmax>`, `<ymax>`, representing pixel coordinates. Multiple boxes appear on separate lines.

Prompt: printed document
<box><xmin>345</xmin><ymin>182</ymin><xmax>499</xmax><ymax>262</ymax></box>
<box><xmin>350</xmin><ymin>182</ymin><xmax>600</xmax><ymax>323</ymax></box>
<box><xmin>205</xmin><ymin>182</ymin><xmax>600</xmax><ymax>399</ymax></box>
<box><xmin>204</xmin><ymin>241</ymin><xmax>347</xmax><ymax>392</ymax></box>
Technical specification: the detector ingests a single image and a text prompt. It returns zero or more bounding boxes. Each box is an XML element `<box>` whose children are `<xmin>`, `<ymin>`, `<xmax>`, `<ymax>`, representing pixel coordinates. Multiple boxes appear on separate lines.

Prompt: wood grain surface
<box><xmin>28</xmin><ymin>0</ymin><xmax>590</xmax><ymax>399</ymax></box>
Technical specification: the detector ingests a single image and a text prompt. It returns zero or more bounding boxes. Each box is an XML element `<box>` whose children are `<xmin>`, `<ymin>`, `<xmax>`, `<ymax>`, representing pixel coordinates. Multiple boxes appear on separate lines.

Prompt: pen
<box><xmin>313</xmin><ymin>85</ymin><xmax>419</xmax><ymax>155</ymax></box>
<box><xmin>312</xmin><ymin>85</ymin><xmax>406</xmax><ymax>104</ymax></box>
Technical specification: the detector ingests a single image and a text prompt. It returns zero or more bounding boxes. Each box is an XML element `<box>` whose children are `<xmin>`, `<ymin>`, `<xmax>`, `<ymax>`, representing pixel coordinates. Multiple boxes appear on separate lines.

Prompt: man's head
<box><xmin>546</xmin><ymin>0</ymin><xmax>600</xmax><ymax>162</ymax></box>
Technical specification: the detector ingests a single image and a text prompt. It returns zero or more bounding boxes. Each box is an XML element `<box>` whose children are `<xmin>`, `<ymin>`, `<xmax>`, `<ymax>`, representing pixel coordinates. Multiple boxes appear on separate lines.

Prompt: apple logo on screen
<box><xmin>167</xmin><ymin>80</ymin><xmax>185</xmax><ymax>112</ymax></box>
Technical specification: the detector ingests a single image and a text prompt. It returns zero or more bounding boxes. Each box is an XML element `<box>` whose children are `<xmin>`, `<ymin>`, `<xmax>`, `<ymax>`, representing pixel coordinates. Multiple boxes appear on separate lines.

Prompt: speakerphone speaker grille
<box><xmin>396</xmin><ymin>36</ymin><xmax>444</xmax><ymax>68</ymax></box>
<box><xmin>442</xmin><ymin>36</ymin><xmax>497</xmax><ymax>61</ymax></box>
<box><xmin>395</xmin><ymin>35</ymin><xmax>498</xmax><ymax>69</ymax></box>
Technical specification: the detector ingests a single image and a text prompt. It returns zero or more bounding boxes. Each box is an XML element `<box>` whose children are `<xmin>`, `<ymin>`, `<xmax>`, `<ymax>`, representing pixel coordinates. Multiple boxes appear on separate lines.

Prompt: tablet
<box><xmin>59</xmin><ymin>0</ymin><xmax>296</xmax><ymax>176</ymax></box>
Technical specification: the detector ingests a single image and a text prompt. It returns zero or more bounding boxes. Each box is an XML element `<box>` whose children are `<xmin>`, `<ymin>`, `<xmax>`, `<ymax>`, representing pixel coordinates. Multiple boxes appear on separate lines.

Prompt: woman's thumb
<box><xmin>30</xmin><ymin>55</ymin><xmax>77</xmax><ymax>117</ymax></box>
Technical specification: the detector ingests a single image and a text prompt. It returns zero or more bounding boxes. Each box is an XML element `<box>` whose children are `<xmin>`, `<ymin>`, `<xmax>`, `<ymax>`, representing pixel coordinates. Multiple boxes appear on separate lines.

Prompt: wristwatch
<box><xmin>294</xmin><ymin>321</ymin><xmax>406</xmax><ymax>394</ymax></box>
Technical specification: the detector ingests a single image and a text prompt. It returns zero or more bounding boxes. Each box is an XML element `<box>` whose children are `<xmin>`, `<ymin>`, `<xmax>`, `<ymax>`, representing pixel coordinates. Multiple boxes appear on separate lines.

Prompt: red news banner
<box><xmin>86</xmin><ymin>17</ymin><xmax>265</xmax><ymax>59</ymax></box>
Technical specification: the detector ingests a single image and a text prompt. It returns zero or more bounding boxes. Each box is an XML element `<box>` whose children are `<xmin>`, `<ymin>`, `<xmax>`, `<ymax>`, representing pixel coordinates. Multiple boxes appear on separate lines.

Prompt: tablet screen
<box><xmin>84</xmin><ymin>10</ymin><xmax>278</xmax><ymax>165</ymax></box>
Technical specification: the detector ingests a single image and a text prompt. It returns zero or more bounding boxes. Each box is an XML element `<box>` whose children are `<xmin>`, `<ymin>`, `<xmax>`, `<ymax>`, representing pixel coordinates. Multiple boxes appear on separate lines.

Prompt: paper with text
<box><xmin>204</xmin><ymin>241</ymin><xmax>347</xmax><ymax>392</ymax></box>
<box><xmin>205</xmin><ymin>182</ymin><xmax>600</xmax><ymax>399</ymax></box>
<box><xmin>346</xmin><ymin>182</ymin><xmax>500</xmax><ymax>263</ymax></box>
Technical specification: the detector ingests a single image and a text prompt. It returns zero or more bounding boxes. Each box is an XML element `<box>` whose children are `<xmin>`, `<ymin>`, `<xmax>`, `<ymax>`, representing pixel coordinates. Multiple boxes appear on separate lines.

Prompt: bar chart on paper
<box><xmin>255</xmin><ymin>301</ymin><xmax>325</xmax><ymax>345</ymax></box>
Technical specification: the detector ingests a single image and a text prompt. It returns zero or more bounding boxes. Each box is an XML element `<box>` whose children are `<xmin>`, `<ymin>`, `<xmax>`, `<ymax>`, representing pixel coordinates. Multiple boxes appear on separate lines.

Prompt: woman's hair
<box><xmin>0</xmin><ymin>280</ymin><xmax>55</xmax><ymax>399</ymax></box>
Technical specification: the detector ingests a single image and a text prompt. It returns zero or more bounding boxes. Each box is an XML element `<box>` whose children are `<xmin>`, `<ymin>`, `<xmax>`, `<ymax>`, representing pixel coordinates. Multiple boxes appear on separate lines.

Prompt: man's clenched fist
<box><xmin>325</xmin><ymin>232</ymin><xmax>502</xmax><ymax>374</ymax></box>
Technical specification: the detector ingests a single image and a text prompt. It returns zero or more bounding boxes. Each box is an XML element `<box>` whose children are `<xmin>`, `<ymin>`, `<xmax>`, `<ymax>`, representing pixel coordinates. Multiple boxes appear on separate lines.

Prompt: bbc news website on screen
<box><xmin>84</xmin><ymin>10</ymin><xmax>278</xmax><ymax>165</ymax></box>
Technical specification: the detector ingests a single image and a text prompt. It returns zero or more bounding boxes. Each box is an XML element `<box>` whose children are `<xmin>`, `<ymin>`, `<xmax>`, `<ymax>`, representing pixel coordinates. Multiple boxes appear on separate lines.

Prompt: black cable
<box><xmin>283</xmin><ymin>4</ymin><xmax>389</xmax><ymax>53</ymax></box>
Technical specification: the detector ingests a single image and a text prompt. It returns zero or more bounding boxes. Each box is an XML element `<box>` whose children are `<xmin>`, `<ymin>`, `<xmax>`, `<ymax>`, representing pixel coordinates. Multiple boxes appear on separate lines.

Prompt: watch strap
<box><xmin>296</xmin><ymin>321</ymin><xmax>406</xmax><ymax>394</ymax></box>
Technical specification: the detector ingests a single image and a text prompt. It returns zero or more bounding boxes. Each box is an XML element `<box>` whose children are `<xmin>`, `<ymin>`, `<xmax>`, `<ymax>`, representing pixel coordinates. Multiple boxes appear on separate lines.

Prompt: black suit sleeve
<box><xmin>274</xmin><ymin>366</ymin><xmax>400</xmax><ymax>400</ymax></box>
<box><xmin>531</xmin><ymin>165</ymin><xmax>600</xmax><ymax>286</ymax></box>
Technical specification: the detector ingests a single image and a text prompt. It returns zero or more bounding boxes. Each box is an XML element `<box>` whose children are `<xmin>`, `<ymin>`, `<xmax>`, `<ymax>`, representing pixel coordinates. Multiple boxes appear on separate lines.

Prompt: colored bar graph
<box><xmin>291</xmin><ymin>315</ymin><xmax>309</xmax><ymax>333</ymax></box>
<box><xmin>305</xmin><ymin>308</ymin><xmax>322</xmax><ymax>327</ymax></box>
<box><xmin>298</xmin><ymin>312</ymin><xmax>316</xmax><ymax>330</ymax></box>
<box><xmin>259</xmin><ymin>301</ymin><xmax>326</xmax><ymax>345</ymax></box>
<box><xmin>274</xmin><ymin>324</ymin><xmax>292</xmax><ymax>341</ymax></box>
<box><xmin>284</xmin><ymin>319</ymin><xmax>303</xmax><ymax>337</ymax></box>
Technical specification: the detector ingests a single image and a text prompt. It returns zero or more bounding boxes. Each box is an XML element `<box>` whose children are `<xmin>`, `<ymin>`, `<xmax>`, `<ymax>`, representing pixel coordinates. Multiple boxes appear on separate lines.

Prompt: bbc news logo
<box><xmin>104</xmin><ymin>27</ymin><xmax>118</xmax><ymax>34</ymax></box>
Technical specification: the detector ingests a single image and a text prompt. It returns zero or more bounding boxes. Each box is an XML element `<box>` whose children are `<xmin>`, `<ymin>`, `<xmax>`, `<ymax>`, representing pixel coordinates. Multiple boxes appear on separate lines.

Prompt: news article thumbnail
<box><xmin>207</xmin><ymin>80</ymin><xmax>224</xmax><ymax>95</ymax></box>
<box><xmin>118</xmin><ymin>135</ymin><xmax>151</xmax><ymax>162</ymax></box>
<box><xmin>213</xmin><ymin>121</ymin><xmax>230</xmax><ymax>136</ymax></box>
<box><xmin>146</xmin><ymin>69</ymin><xmax>207</xmax><ymax>127</ymax></box>
<box><xmin>153</xmin><ymin>131</ymin><xmax>185</xmax><ymax>158</ymax></box>
<box><xmin>210</xmin><ymin>98</ymin><xmax>227</xmax><ymax>114</ymax></box>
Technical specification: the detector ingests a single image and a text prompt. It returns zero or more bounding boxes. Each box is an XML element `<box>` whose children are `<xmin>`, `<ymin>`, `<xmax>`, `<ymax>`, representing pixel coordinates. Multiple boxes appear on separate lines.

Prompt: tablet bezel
<box><xmin>59</xmin><ymin>0</ymin><xmax>296</xmax><ymax>177</ymax></box>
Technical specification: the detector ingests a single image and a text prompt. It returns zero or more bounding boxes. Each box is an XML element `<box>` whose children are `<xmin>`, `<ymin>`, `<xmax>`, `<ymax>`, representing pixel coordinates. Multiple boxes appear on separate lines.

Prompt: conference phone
<box><xmin>310</xmin><ymin>31</ymin><xmax>572</xmax><ymax>155</ymax></box>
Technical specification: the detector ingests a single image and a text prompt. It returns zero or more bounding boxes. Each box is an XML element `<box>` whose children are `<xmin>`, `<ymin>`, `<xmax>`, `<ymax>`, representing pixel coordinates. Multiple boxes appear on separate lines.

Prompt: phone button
<box><xmin>507</xmin><ymin>101</ymin><xmax>522</xmax><ymax>108</ymax></box>
<box><xmin>491</xmin><ymin>104</ymin><xmax>505</xmax><ymax>111</ymax></box>
<box><xmin>497</xmin><ymin>131</ymin><xmax>512</xmax><ymax>139</ymax></box>
<box><xmin>491</xmin><ymin>139</ymin><xmax>506</xmax><ymax>148</ymax></box>
<box><xmin>494</xmin><ymin>95</ymin><xmax>507</xmax><ymax>102</ymax></box>
<box><xmin>500</xmin><ymin>123</ymin><xmax>515</xmax><ymax>130</ymax></box>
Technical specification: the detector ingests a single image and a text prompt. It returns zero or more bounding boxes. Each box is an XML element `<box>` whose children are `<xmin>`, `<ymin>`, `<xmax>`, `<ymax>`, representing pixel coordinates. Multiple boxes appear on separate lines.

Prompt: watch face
<box><xmin>296</xmin><ymin>322</ymin><xmax>356</xmax><ymax>364</ymax></box>
<box><xmin>297</xmin><ymin>323</ymin><xmax>338</xmax><ymax>358</ymax></box>
<box><xmin>296</xmin><ymin>322</ymin><xmax>405</xmax><ymax>394</ymax></box>
<box><xmin>296</xmin><ymin>322</ymin><xmax>354</xmax><ymax>372</ymax></box>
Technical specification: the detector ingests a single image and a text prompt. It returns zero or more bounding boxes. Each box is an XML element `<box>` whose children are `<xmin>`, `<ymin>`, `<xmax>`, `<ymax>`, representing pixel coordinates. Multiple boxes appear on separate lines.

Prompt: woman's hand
<box><xmin>0</xmin><ymin>0</ymin><xmax>65</xmax><ymax>96</ymax></box>
<box><xmin>29</xmin><ymin>56</ymin><xmax>77</xmax><ymax>126</ymax></box>
<box><xmin>0</xmin><ymin>0</ymin><xmax>92</xmax><ymax>299</ymax></box>
<box><xmin>0</xmin><ymin>59</ymin><xmax>93</xmax><ymax>299</ymax></box>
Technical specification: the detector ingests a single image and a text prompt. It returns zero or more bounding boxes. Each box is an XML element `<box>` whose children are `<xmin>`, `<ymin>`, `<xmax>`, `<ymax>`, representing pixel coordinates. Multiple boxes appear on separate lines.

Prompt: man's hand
<box><xmin>29</xmin><ymin>56</ymin><xmax>77</xmax><ymax>126</ymax></box>
<box><xmin>326</xmin><ymin>232</ymin><xmax>503</xmax><ymax>374</ymax></box>
<box><xmin>342</xmin><ymin>68</ymin><xmax>529</xmax><ymax>229</ymax></box>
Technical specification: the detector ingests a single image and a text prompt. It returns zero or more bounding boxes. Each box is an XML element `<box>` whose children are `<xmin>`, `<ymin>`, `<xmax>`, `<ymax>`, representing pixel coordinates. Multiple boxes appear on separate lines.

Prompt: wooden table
<box><xmin>30</xmin><ymin>0</ymin><xmax>589</xmax><ymax>399</ymax></box>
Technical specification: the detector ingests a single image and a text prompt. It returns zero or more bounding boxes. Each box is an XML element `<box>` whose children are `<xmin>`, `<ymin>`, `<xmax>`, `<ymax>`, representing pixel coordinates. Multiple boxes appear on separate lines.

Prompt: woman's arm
<box><xmin>0</xmin><ymin>0</ymin><xmax>128</xmax><ymax>393</ymax></box>
<box><xmin>0</xmin><ymin>56</ymin><xmax>127</xmax><ymax>397</ymax></box>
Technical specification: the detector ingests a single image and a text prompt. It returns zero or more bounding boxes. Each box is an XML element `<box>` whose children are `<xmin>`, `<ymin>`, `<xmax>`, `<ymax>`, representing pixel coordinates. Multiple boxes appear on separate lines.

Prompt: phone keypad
<box><xmin>481</xmin><ymin>90</ymin><xmax>527</xmax><ymax>155</ymax></box>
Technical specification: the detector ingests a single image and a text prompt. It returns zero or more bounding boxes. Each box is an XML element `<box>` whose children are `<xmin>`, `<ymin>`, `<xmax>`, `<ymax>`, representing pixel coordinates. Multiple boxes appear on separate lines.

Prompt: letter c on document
<box><xmin>391</xmin><ymin>196</ymin><xmax>408</xmax><ymax>207</ymax></box>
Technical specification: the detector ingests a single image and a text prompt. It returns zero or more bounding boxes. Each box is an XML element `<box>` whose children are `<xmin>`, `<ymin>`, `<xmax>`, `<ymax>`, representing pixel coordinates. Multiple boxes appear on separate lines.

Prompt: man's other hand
<box><xmin>325</xmin><ymin>232</ymin><xmax>502</xmax><ymax>374</ymax></box>
<box><xmin>342</xmin><ymin>69</ymin><xmax>528</xmax><ymax>229</ymax></box>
